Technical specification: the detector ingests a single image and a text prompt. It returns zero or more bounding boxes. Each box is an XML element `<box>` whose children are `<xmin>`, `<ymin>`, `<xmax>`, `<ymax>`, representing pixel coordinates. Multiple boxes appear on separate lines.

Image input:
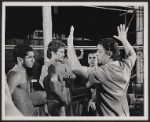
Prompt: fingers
<box><xmin>119</xmin><ymin>24</ymin><xmax>127</xmax><ymax>32</ymax></box>
<box><xmin>67</xmin><ymin>26</ymin><xmax>74</xmax><ymax>46</ymax></box>
<box><xmin>119</xmin><ymin>24</ymin><xmax>124</xmax><ymax>32</ymax></box>
<box><xmin>125</xmin><ymin>26</ymin><xmax>129</xmax><ymax>33</ymax></box>
<box><xmin>71</xmin><ymin>25</ymin><xmax>74</xmax><ymax>32</ymax></box>
<box><xmin>120</xmin><ymin>24</ymin><xmax>123</xmax><ymax>31</ymax></box>
<box><xmin>70</xmin><ymin>25</ymin><xmax>74</xmax><ymax>35</ymax></box>
<box><xmin>80</xmin><ymin>48</ymin><xmax>84</xmax><ymax>52</ymax></box>
<box><xmin>122</xmin><ymin>24</ymin><xmax>125</xmax><ymax>31</ymax></box>
<box><xmin>117</xmin><ymin>26</ymin><xmax>120</xmax><ymax>34</ymax></box>
<box><xmin>113</xmin><ymin>35</ymin><xmax>118</xmax><ymax>40</ymax></box>
<box><xmin>70</xmin><ymin>26</ymin><xmax>74</xmax><ymax>40</ymax></box>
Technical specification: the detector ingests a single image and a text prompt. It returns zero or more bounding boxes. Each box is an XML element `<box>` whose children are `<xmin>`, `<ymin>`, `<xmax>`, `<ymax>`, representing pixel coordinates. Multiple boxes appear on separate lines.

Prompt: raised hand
<box><xmin>67</xmin><ymin>25</ymin><xmax>74</xmax><ymax>46</ymax></box>
<box><xmin>113</xmin><ymin>24</ymin><xmax>129</xmax><ymax>42</ymax></box>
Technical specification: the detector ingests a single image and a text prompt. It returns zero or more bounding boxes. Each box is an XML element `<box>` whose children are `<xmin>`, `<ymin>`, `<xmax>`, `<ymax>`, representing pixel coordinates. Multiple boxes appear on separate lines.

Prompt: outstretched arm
<box><xmin>67</xmin><ymin>26</ymin><xmax>88</xmax><ymax>78</ymax></box>
<box><xmin>113</xmin><ymin>24</ymin><xmax>137</xmax><ymax>68</ymax></box>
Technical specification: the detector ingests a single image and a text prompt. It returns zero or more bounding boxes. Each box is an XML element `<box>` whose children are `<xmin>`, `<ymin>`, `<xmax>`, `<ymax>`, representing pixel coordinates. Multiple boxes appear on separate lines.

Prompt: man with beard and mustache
<box><xmin>7</xmin><ymin>44</ymin><xmax>39</xmax><ymax>116</ymax></box>
<box><xmin>67</xmin><ymin>24</ymin><xmax>137</xmax><ymax>116</ymax></box>
<box><xmin>40</xmin><ymin>40</ymin><xmax>68</xmax><ymax>116</ymax></box>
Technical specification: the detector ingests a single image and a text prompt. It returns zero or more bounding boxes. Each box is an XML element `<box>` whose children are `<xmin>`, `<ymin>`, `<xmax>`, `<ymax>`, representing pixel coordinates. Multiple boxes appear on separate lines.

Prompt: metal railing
<box><xmin>5</xmin><ymin>45</ymin><xmax>143</xmax><ymax>50</ymax></box>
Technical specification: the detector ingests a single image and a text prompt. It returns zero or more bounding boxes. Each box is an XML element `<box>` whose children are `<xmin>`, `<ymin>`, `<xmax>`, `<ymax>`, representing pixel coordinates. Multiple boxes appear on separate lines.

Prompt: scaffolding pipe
<box><xmin>135</xmin><ymin>6</ymin><xmax>144</xmax><ymax>83</ymax></box>
<box><xmin>84</xmin><ymin>5</ymin><xmax>134</xmax><ymax>13</ymax></box>
<box><xmin>42</xmin><ymin>6</ymin><xmax>52</xmax><ymax>64</ymax></box>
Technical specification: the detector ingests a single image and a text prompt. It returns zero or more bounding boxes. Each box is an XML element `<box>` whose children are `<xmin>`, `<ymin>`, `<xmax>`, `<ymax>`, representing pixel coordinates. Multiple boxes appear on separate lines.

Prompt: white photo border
<box><xmin>2</xmin><ymin>1</ymin><xmax>149</xmax><ymax>121</ymax></box>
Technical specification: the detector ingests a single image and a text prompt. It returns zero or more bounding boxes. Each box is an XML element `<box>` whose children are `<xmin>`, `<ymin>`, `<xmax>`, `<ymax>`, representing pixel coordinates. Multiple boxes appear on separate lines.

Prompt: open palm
<box><xmin>113</xmin><ymin>24</ymin><xmax>129</xmax><ymax>42</ymax></box>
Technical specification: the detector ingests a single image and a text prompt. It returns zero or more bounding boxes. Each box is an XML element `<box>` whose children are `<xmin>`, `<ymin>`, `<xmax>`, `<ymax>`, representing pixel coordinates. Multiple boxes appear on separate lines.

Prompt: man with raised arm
<box><xmin>67</xmin><ymin>24</ymin><xmax>136</xmax><ymax>116</ymax></box>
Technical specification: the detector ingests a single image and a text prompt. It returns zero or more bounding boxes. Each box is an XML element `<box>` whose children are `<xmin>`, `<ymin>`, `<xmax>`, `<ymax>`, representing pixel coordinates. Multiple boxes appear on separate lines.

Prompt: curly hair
<box><xmin>47</xmin><ymin>40</ymin><xmax>66</xmax><ymax>59</ymax></box>
<box><xmin>13</xmin><ymin>44</ymin><xmax>33</xmax><ymax>64</ymax></box>
<box><xmin>98</xmin><ymin>38</ymin><xmax>121</xmax><ymax>61</ymax></box>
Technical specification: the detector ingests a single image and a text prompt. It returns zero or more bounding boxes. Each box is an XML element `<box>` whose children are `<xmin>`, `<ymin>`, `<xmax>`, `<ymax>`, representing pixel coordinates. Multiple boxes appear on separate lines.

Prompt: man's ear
<box><xmin>106</xmin><ymin>51</ymin><xmax>113</xmax><ymax>57</ymax></box>
<box><xmin>17</xmin><ymin>57</ymin><xmax>23</xmax><ymax>64</ymax></box>
<box><xmin>51</xmin><ymin>51</ymin><xmax>55</xmax><ymax>56</ymax></box>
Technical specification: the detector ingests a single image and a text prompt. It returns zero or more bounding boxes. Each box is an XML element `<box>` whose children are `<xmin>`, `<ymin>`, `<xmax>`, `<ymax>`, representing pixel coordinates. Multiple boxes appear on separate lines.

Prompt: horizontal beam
<box><xmin>84</xmin><ymin>5</ymin><xmax>134</xmax><ymax>13</ymax></box>
<box><xmin>5</xmin><ymin>45</ymin><xmax>143</xmax><ymax>50</ymax></box>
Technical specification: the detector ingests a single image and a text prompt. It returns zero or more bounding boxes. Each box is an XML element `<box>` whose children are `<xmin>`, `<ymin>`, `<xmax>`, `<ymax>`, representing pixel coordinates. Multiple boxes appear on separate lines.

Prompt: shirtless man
<box><xmin>7</xmin><ymin>44</ymin><xmax>38</xmax><ymax>116</ymax></box>
<box><xmin>5</xmin><ymin>75</ymin><xmax>23</xmax><ymax>116</ymax></box>
<box><xmin>40</xmin><ymin>40</ymin><xmax>67</xmax><ymax>116</ymax></box>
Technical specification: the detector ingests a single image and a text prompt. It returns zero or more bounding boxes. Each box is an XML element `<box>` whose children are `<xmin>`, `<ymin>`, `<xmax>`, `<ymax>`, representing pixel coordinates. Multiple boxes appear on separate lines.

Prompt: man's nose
<box><xmin>96</xmin><ymin>52</ymin><xmax>99</xmax><ymax>56</ymax></box>
<box><xmin>62</xmin><ymin>53</ymin><xmax>65</xmax><ymax>57</ymax></box>
<box><xmin>32</xmin><ymin>57</ymin><xmax>35</xmax><ymax>62</ymax></box>
<box><xmin>91</xmin><ymin>58</ymin><xmax>95</xmax><ymax>61</ymax></box>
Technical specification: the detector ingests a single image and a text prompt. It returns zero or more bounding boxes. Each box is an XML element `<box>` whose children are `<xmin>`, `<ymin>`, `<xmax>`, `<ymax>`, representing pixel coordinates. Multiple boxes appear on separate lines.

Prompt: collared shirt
<box><xmin>87</xmin><ymin>59</ymin><xmax>133</xmax><ymax>116</ymax></box>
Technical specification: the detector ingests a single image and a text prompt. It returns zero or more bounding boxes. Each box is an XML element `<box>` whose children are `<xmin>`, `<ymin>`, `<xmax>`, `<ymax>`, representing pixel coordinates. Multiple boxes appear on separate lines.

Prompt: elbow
<box><xmin>72</xmin><ymin>65</ymin><xmax>80</xmax><ymax>73</ymax></box>
<box><xmin>72</xmin><ymin>68</ymin><xmax>78</xmax><ymax>74</ymax></box>
<box><xmin>72</xmin><ymin>67</ymin><xmax>77</xmax><ymax>72</ymax></box>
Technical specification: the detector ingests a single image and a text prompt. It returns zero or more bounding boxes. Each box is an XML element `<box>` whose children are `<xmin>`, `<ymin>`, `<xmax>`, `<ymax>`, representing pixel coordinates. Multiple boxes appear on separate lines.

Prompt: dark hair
<box><xmin>98</xmin><ymin>38</ymin><xmax>121</xmax><ymax>61</ymax></box>
<box><xmin>88</xmin><ymin>50</ymin><xmax>97</xmax><ymax>55</ymax></box>
<box><xmin>47</xmin><ymin>40</ymin><xmax>66</xmax><ymax>59</ymax></box>
<box><xmin>13</xmin><ymin>44</ymin><xmax>33</xmax><ymax>64</ymax></box>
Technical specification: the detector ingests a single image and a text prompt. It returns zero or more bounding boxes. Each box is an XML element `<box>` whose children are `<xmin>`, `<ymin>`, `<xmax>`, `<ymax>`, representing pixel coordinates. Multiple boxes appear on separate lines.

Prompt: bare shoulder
<box><xmin>48</xmin><ymin>63</ymin><xmax>59</xmax><ymax>74</ymax></box>
<box><xmin>7</xmin><ymin>71</ymin><xmax>23</xmax><ymax>84</ymax></box>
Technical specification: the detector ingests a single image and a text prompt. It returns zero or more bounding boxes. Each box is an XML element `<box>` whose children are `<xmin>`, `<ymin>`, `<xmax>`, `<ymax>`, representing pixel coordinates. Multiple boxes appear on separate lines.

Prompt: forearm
<box><xmin>54</xmin><ymin>90</ymin><xmax>66</xmax><ymax>103</ymax></box>
<box><xmin>90</xmin><ymin>90</ymin><xmax>96</xmax><ymax>102</ymax></box>
<box><xmin>67</xmin><ymin>46</ymin><xmax>88</xmax><ymax>78</ymax></box>
<box><xmin>52</xmin><ymin>84</ymin><xmax>66</xmax><ymax>103</ymax></box>
<box><xmin>30</xmin><ymin>91</ymin><xmax>46</xmax><ymax>106</ymax></box>
<box><xmin>86</xmin><ymin>81</ymin><xmax>92</xmax><ymax>88</ymax></box>
<box><xmin>67</xmin><ymin>26</ymin><xmax>88</xmax><ymax>78</ymax></box>
<box><xmin>67</xmin><ymin>45</ymin><xmax>81</xmax><ymax>70</ymax></box>
<box><xmin>121</xmin><ymin>39</ymin><xmax>136</xmax><ymax>58</ymax></box>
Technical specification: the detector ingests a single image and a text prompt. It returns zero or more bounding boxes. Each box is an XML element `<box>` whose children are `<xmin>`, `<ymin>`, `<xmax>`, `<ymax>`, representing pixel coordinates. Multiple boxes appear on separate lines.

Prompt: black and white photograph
<box><xmin>1</xmin><ymin>1</ymin><xmax>148</xmax><ymax>121</ymax></box>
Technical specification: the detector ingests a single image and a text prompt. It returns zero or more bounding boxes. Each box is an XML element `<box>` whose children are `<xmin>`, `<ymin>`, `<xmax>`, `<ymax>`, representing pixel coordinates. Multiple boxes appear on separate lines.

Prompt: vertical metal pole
<box><xmin>124</xmin><ymin>7</ymin><xmax>127</xmax><ymax>59</ymax></box>
<box><xmin>135</xmin><ymin>6</ymin><xmax>144</xmax><ymax>83</ymax></box>
<box><xmin>42</xmin><ymin>6</ymin><xmax>52</xmax><ymax>64</ymax></box>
